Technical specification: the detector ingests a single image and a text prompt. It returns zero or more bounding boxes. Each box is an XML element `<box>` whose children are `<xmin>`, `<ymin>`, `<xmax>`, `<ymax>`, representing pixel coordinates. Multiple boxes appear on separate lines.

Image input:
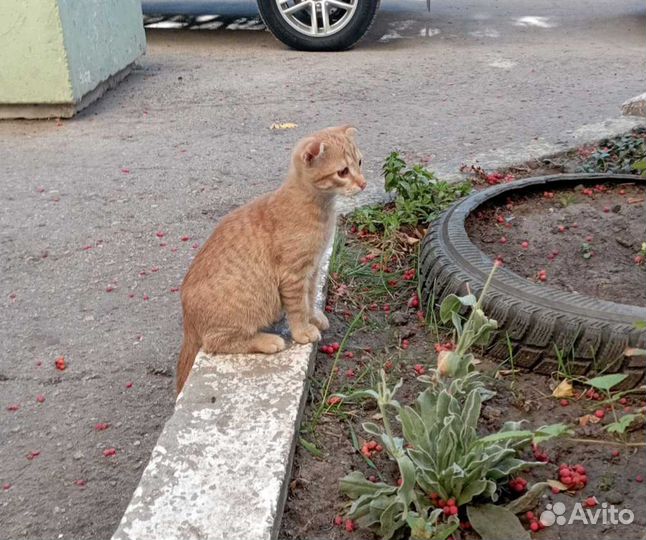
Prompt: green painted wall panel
<box><xmin>0</xmin><ymin>0</ymin><xmax>145</xmax><ymax>105</ymax></box>
<box><xmin>0</xmin><ymin>0</ymin><xmax>73</xmax><ymax>103</ymax></box>
<box><xmin>57</xmin><ymin>0</ymin><xmax>146</xmax><ymax>101</ymax></box>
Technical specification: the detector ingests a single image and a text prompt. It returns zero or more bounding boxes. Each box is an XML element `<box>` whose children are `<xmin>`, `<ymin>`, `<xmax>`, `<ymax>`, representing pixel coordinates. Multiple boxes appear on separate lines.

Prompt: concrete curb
<box><xmin>112</xmin><ymin>113</ymin><xmax>645</xmax><ymax>540</ymax></box>
<box><xmin>111</xmin><ymin>247</ymin><xmax>331</xmax><ymax>540</ymax></box>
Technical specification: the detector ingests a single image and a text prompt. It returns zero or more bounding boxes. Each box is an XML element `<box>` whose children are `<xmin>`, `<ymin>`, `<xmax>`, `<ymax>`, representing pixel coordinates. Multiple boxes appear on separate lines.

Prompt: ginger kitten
<box><xmin>176</xmin><ymin>125</ymin><xmax>366</xmax><ymax>392</ymax></box>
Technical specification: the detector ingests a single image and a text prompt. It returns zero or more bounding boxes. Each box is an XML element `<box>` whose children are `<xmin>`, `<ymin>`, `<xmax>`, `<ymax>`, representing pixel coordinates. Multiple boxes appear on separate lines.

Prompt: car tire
<box><xmin>257</xmin><ymin>0</ymin><xmax>380</xmax><ymax>51</ymax></box>
<box><xmin>419</xmin><ymin>173</ymin><xmax>646</xmax><ymax>388</ymax></box>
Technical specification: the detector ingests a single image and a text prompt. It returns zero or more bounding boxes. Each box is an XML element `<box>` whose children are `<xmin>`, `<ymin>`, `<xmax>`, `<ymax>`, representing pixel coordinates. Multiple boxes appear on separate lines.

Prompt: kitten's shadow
<box><xmin>264</xmin><ymin>315</ymin><xmax>291</xmax><ymax>342</ymax></box>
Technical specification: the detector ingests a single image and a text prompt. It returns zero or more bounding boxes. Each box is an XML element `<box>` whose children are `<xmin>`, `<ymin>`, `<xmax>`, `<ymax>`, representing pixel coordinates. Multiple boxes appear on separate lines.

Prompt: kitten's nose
<box><xmin>357</xmin><ymin>177</ymin><xmax>367</xmax><ymax>190</ymax></box>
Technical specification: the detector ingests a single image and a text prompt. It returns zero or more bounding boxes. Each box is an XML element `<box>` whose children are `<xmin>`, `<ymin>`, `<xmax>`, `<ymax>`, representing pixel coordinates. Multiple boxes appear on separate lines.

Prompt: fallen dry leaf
<box><xmin>270</xmin><ymin>122</ymin><xmax>298</xmax><ymax>130</ymax></box>
<box><xmin>547</xmin><ymin>479</ymin><xmax>568</xmax><ymax>492</ymax></box>
<box><xmin>579</xmin><ymin>414</ymin><xmax>601</xmax><ymax>427</ymax></box>
<box><xmin>552</xmin><ymin>379</ymin><xmax>574</xmax><ymax>398</ymax></box>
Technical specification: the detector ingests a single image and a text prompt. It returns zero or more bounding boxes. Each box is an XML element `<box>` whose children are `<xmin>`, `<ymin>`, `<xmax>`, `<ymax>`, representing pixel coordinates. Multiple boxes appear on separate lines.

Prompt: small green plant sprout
<box><xmin>580</xmin><ymin>242</ymin><xmax>593</xmax><ymax>259</ymax></box>
<box><xmin>557</xmin><ymin>193</ymin><xmax>577</xmax><ymax>208</ymax></box>
<box><xmin>435</xmin><ymin>263</ymin><xmax>499</xmax><ymax>377</ymax></box>
<box><xmin>337</xmin><ymin>371</ymin><xmax>572</xmax><ymax>540</ymax></box>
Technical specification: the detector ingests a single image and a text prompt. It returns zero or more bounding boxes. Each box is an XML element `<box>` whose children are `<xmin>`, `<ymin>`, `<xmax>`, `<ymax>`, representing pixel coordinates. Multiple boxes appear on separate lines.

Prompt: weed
<box><xmin>350</xmin><ymin>152</ymin><xmax>471</xmax><ymax>237</ymax></box>
<box><xmin>577</xmin><ymin>128</ymin><xmax>646</xmax><ymax>174</ymax></box>
<box><xmin>558</xmin><ymin>193</ymin><xmax>577</xmax><ymax>208</ymax></box>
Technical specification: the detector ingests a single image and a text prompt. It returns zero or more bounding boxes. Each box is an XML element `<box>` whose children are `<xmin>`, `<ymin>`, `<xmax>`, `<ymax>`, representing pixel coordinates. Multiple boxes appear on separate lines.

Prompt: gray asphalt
<box><xmin>0</xmin><ymin>1</ymin><xmax>644</xmax><ymax>538</ymax></box>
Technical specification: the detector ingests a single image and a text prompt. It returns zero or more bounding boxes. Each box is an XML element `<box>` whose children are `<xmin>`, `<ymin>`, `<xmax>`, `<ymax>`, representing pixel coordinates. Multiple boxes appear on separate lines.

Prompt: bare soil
<box><xmin>466</xmin><ymin>181</ymin><xmax>646</xmax><ymax>307</ymax></box>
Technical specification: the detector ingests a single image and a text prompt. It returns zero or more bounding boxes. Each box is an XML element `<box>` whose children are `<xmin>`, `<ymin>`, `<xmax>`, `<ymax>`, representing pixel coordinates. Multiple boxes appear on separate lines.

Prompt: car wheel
<box><xmin>257</xmin><ymin>0</ymin><xmax>380</xmax><ymax>51</ymax></box>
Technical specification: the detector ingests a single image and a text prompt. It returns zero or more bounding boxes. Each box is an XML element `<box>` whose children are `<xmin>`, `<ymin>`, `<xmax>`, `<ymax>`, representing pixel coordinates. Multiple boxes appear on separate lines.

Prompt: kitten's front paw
<box><xmin>291</xmin><ymin>323</ymin><xmax>321</xmax><ymax>345</ymax></box>
<box><xmin>310</xmin><ymin>309</ymin><xmax>330</xmax><ymax>331</ymax></box>
<box><xmin>253</xmin><ymin>333</ymin><xmax>286</xmax><ymax>354</ymax></box>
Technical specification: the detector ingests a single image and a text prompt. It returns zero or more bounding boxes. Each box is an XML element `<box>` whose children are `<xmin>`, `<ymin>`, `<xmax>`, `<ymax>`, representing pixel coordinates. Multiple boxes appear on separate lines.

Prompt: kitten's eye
<box><xmin>338</xmin><ymin>167</ymin><xmax>349</xmax><ymax>177</ymax></box>
<box><xmin>359</xmin><ymin>159</ymin><xmax>362</xmax><ymax>166</ymax></box>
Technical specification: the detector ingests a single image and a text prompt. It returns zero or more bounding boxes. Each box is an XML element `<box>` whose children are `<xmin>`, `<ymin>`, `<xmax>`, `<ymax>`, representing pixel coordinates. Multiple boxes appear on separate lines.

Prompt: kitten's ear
<box><xmin>344</xmin><ymin>126</ymin><xmax>358</xmax><ymax>140</ymax></box>
<box><xmin>302</xmin><ymin>139</ymin><xmax>326</xmax><ymax>165</ymax></box>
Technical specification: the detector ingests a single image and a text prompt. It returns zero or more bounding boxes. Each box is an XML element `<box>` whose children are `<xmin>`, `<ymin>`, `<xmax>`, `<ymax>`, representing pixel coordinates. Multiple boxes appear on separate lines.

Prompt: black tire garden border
<box><xmin>420</xmin><ymin>173</ymin><xmax>646</xmax><ymax>388</ymax></box>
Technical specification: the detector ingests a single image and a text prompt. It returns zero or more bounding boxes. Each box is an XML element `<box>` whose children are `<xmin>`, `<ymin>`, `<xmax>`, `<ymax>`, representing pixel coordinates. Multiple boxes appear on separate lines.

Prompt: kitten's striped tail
<box><xmin>176</xmin><ymin>326</ymin><xmax>201</xmax><ymax>395</ymax></box>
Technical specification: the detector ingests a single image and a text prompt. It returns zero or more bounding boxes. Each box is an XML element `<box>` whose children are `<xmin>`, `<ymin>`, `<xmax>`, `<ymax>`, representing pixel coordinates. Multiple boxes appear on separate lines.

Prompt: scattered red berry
<box><xmin>530</xmin><ymin>522</ymin><xmax>540</xmax><ymax>532</ymax></box>
<box><xmin>334</xmin><ymin>515</ymin><xmax>343</xmax><ymax>527</ymax></box>
<box><xmin>125</xmin><ymin>381</ymin><xmax>133</xmax><ymax>389</ymax></box>
<box><xmin>560</xmin><ymin>399</ymin><xmax>569</xmax><ymax>407</ymax></box>
<box><xmin>74</xmin><ymin>479</ymin><xmax>86</xmax><ymax>489</ymax></box>
<box><xmin>155</xmin><ymin>231</ymin><xmax>165</xmax><ymax>238</ymax></box>
<box><xmin>103</xmin><ymin>448</ymin><xmax>117</xmax><ymax>457</ymax></box>
<box><xmin>55</xmin><ymin>356</ymin><xmax>66</xmax><ymax>371</ymax></box>
<box><xmin>594</xmin><ymin>409</ymin><xmax>605</xmax><ymax>419</ymax></box>
<box><xmin>521</xmin><ymin>241</ymin><xmax>529</xmax><ymax>249</ymax></box>
<box><xmin>327</xmin><ymin>396</ymin><xmax>342</xmax><ymax>406</ymax></box>
<box><xmin>26</xmin><ymin>451</ymin><xmax>40</xmax><ymax>460</ymax></box>
<box><xmin>95</xmin><ymin>422</ymin><xmax>110</xmax><ymax>431</ymax></box>
<box><xmin>611</xmin><ymin>450</ymin><xmax>620</xmax><ymax>457</ymax></box>
<box><xmin>7</xmin><ymin>404</ymin><xmax>20</xmax><ymax>412</ymax></box>
<box><xmin>180</xmin><ymin>235</ymin><xmax>190</xmax><ymax>242</ymax></box>
<box><xmin>413</xmin><ymin>364</ymin><xmax>425</xmax><ymax>375</ymax></box>
<box><xmin>2</xmin><ymin>483</ymin><xmax>11</xmax><ymax>491</ymax></box>
<box><xmin>401</xmin><ymin>339</ymin><xmax>410</xmax><ymax>350</ymax></box>
<box><xmin>36</xmin><ymin>395</ymin><xmax>45</xmax><ymax>403</ymax></box>
<box><xmin>584</xmin><ymin>496</ymin><xmax>598</xmax><ymax>508</ymax></box>
<box><xmin>603</xmin><ymin>207</ymin><xmax>610</xmax><ymax>213</ymax></box>
<box><xmin>636</xmin><ymin>475</ymin><xmax>644</xmax><ymax>483</ymax></box>
<box><xmin>558</xmin><ymin>225</ymin><xmax>566</xmax><ymax>233</ymax></box>
<box><xmin>344</xmin><ymin>351</ymin><xmax>354</xmax><ymax>359</ymax></box>
<box><xmin>345</xmin><ymin>519</ymin><xmax>356</xmax><ymax>532</ymax></box>
<box><xmin>499</xmin><ymin>236</ymin><xmax>508</xmax><ymax>244</ymax></box>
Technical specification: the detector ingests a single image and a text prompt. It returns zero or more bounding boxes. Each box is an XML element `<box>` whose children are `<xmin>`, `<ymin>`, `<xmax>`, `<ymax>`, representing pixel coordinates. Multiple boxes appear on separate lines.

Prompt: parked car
<box><xmin>142</xmin><ymin>0</ymin><xmax>380</xmax><ymax>51</ymax></box>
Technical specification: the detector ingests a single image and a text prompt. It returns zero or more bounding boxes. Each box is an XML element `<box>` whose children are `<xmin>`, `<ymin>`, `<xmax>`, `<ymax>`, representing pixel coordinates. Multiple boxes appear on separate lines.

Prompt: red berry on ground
<box><xmin>345</xmin><ymin>519</ymin><xmax>356</xmax><ymax>532</ymax></box>
<box><xmin>334</xmin><ymin>515</ymin><xmax>343</xmax><ymax>527</ymax></box>
<box><xmin>443</xmin><ymin>506</ymin><xmax>452</xmax><ymax>516</ymax></box>
<box><xmin>521</xmin><ymin>241</ymin><xmax>529</xmax><ymax>249</ymax></box>
<box><xmin>7</xmin><ymin>404</ymin><xmax>19</xmax><ymax>412</ymax></box>
<box><xmin>558</xmin><ymin>225</ymin><xmax>566</xmax><ymax>233</ymax></box>
<box><xmin>95</xmin><ymin>422</ymin><xmax>110</xmax><ymax>431</ymax></box>
<box><xmin>125</xmin><ymin>382</ymin><xmax>133</xmax><ymax>389</ymax></box>
<box><xmin>327</xmin><ymin>396</ymin><xmax>341</xmax><ymax>406</ymax></box>
<box><xmin>103</xmin><ymin>448</ymin><xmax>117</xmax><ymax>457</ymax></box>
<box><xmin>636</xmin><ymin>475</ymin><xmax>644</xmax><ymax>483</ymax></box>
<box><xmin>594</xmin><ymin>409</ymin><xmax>605</xmax><ymax>419</ymax></box>
<box><xmin>36</xmin><ymin>395</ymin><xmax>45</xmax><ymax>403</ymax></box>
<box><xmin>402</xmin><ymin>339</ymin><xmax>410</xmax><ymax>350</ymax></box>
<box><xmin>611</xmin><ymin>450</ymin><xmax>620</xmax><ymax>457</ymax></box>
<box><xmin>180</xmin><ymin>235</ymin><xmax>190</xmax><ymax>241</ymax></box>
<box><xmin>55</xmin><ymin>356</ymin><xmax>66</xmax><ymax>371</ymax></box>
<box><xmin>585</xmin><ymin>496</ymin><xmax>598</xmax><ymax>508</ymax></box>
<box><xmin>500</xmin><ymin>236</ymin><xmax>508</xmax><ymax>244</ymax></box>
<box><xmin>560</xmin><ymin>399</ymin><xmax>569</xmax><ymax>407</ymax></box>
<box><xmin>551</xmin><ymin>486</ymin><xmax>561</xmax><ymax>494</ymax></box>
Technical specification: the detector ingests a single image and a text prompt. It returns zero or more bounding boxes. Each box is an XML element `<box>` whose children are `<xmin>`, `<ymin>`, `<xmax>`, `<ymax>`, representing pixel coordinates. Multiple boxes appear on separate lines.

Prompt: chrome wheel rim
<box><xmin>275</xmin><ymin>0</ymin><xmax>358</xmax><ymax>37</ymax></box>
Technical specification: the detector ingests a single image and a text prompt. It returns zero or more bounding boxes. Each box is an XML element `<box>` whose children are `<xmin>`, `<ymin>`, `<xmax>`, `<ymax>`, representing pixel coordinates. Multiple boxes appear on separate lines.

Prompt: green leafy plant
<box><xmin>350</xmin><ymin>152</ymin><xmax>471</xmax><ymax>236</ymax></box>
<box><xmin>338</xmin><ymin>371</ymin><xmax>571</xmax><ymax>539</ymax></box>
<box><xmin>336</xmin><ymin>265</ymin><xmax>572</xmax><ymax>539</ymax></box>
<box><xmin>435</xmin><ymin>264</ymin><xmax>499</xmax><ymax>377</ymax></box>
<box><xmin>577</xmin><ymin>129</ymin><xmax>646</xmax><ymax>174</ymax></box>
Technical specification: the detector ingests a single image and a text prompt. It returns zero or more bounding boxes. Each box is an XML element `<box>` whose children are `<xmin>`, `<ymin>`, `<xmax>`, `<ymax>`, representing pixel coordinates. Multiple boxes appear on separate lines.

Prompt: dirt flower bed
<box><xmin>466</xmin><ymin>181</ymin><xmax>645</xmax><ymax>307</ymax></box>
<box><xmin>280</xmin><ymin>139</ymin><xmax>646</xmax><ymax>540</ymax></box>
